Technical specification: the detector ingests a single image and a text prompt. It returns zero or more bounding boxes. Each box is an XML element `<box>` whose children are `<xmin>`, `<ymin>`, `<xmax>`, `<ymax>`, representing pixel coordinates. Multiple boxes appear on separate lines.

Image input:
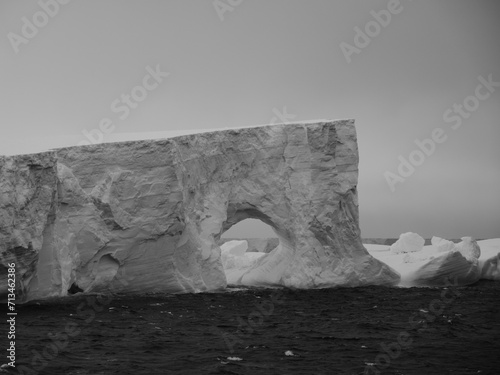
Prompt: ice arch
<box><xmin>167</xmin><ymin>120</ymin><xmax>399</xmax><ymax>290</ymax></box>
<box><xmin>220</xmin><ymin>218</ymin><xmax>276</xmax><ymax>240</ymax></box>
<box><xmin>0</xmin><ymin>120</ymin><xmax>400</xmax><ymax>301</ymax></box>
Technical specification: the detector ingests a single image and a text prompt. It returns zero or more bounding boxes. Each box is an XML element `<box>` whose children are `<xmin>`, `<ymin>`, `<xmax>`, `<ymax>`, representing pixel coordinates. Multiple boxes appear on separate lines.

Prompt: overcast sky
<box><xmin>1</xmin><ymin>0</ymin><xmax>499</xmax><ymax>239</ymax></box>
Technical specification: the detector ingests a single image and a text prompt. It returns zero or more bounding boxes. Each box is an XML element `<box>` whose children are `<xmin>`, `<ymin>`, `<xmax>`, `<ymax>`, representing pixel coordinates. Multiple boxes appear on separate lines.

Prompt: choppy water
<box><xmin>2</xmin><ymin>281</ymin><xmax>499</xmax><ymax>375</ymax></box>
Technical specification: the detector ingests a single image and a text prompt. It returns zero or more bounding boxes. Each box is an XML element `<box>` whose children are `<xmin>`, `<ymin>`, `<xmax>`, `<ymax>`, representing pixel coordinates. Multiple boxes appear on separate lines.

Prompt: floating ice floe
<box><xmin>365</xmin><ymin>233</ymin><xmax>500</xmax><ymax>287</ymax></box>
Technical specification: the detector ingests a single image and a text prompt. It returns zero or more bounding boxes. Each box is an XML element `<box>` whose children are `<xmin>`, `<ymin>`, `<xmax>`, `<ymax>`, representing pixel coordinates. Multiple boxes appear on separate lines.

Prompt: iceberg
<box><xmin>365</xmin><ymin>234</ymin><xmax>496</xmax><ymax>287</ymax></box>
<box><xmin>0</xmin><ymin>120</ymin><xmax>399</xmax><ymax>302</ymax></box>
<box><xmin>477</xmin><ymin>239</ymin><xmax>500</xmax><ymax>280</ymax></box>
<box><xmin>220</xmin><ymin>240</ymin><xmax>268</xmax><ymax>285</ymax></box>
<box><xmin>390</xmin><ymin>232</ymin><xmax>425</xmax><ymax>254</ymax></box>
<box><xmin>431</xmin><ymin>236</ymin><xmax>456</xmax><ymax>253</ymax></box>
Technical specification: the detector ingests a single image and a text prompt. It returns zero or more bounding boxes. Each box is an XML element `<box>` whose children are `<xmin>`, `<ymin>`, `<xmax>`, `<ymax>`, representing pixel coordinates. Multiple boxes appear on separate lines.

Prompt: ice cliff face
<box><xmin>0</xmin><ymin>120</ymin><xmax>400</xmax><ymax>301</ymax></box>
<box><xmin>478</xmin><ymin>239</ymin><xmax>500</xmax><ymax>281</ymax></box>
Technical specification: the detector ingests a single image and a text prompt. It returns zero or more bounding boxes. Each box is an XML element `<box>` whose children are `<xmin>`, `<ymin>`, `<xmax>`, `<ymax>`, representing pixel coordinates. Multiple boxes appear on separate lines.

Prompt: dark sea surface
<box><xmin>2</xmin><ymin>281</ymin><xmax>500</xmax><ymax>375</ymax></box>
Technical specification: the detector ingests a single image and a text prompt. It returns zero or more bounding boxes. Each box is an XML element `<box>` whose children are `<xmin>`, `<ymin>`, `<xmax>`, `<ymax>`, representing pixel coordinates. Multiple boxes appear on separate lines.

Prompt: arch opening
<box><xmin>218</xmin><ymin>217</ymin><xmax>280</xmax><ymax>286</ymax></box>
<box><xmin>222</xmin><ymin>218</ymin><xmax>277</xmax><ymax>241</ymax></box>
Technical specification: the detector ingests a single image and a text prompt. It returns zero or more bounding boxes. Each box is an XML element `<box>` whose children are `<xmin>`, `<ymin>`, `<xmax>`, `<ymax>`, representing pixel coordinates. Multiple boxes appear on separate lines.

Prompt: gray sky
<box><xmin>1</xmin><ymin>0</ymin><xmax>499</xmax><ymax>239</ymax></box>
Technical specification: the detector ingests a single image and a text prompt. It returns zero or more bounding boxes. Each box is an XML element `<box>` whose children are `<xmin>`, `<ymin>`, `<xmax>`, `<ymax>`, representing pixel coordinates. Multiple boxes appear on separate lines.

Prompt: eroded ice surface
<box><xmin>477</xmin><ymin>239</ymin><xmax>500</xmax><ymax>281</ymax></box>
<box><xmin>365</xmin><ymin>234</ymin><xmax>500</xmax><ymax>286</ymax></box>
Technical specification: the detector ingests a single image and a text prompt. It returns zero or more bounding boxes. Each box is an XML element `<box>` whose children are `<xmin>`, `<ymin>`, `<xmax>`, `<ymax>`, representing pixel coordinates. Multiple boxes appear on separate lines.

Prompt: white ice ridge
<box><xmin>365</xmin><ymin>233</ymin><xmax>500</xmax><ymax>286</ymax></box>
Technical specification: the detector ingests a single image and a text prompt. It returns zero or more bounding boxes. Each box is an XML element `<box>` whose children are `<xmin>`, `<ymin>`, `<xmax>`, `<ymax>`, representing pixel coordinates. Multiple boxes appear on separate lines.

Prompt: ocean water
<box><xmin>2</xmin><ymin>281</ymin><xmax>499</xmax><ymax>375</ymax></box>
